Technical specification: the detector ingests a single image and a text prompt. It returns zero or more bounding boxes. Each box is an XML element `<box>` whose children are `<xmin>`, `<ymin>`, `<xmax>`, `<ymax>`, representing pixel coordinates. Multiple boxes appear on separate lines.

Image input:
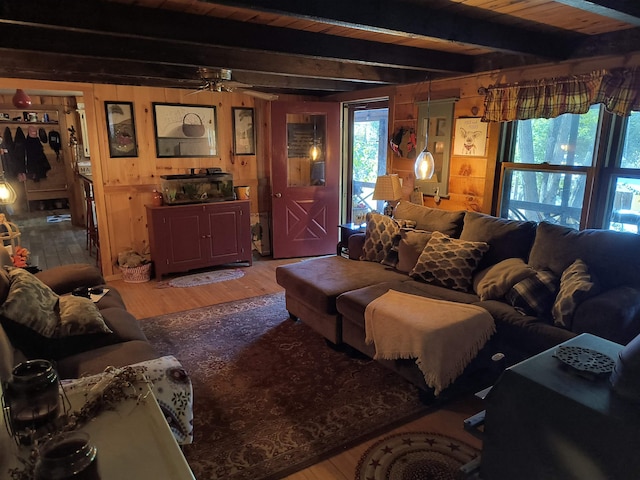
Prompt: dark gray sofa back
<box><xmin>529</xmin><ymin>222</ymin><xmax>640</xmax><ymax>289</ymax></box>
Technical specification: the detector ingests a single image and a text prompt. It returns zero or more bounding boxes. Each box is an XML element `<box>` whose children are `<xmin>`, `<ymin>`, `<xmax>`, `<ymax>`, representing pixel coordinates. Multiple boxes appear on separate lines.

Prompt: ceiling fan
<box><xmin>189</xmin><ymin>68</ymin><xmax>278</xmax><ymax>101</ymax></box>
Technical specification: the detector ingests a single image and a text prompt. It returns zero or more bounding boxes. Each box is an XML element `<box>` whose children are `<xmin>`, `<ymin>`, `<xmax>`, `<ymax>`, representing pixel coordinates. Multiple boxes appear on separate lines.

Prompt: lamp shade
<box><xmin>372</xmin><ymin>174</ymin><xmax>403</xmax><ymax>201</ymax></box>
<box><xmin>0</xmin><ymin>177</ymin><xmax>17</xmax><ymax>205</ymax></box>
<box><xmin>414</xmin><ymin>147</ymin><xmax>435</xmax><ymax>180</ymax></box>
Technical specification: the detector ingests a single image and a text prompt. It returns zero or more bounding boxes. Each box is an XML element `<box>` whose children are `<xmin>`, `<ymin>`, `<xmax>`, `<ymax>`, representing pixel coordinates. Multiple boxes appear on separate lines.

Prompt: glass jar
<box><xmin>6</xmin><ymin>359</ymin><xmax>60</xmax><ymax>443</ymax></box>
<box><xmin>35</xmin><ymin>431</ymin><xmax>100</xmax><ymax>480</ymax></box>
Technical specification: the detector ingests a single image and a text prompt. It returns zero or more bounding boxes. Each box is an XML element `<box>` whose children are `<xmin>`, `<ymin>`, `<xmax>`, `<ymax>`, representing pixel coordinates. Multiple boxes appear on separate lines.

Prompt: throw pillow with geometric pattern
<box><xmin>409</xmin><ymin>231</ymin><xmax>489</xmax><ymax>292</ymax></box>
<box><xmin>552</xmin><ymin>259</ymin><xmax>599</xmax><ymax>329</ymax></box>
<box><xmin>506</xmin><ymin>270</ymin><xmax>559</xmax><ymax>319</ymax></box>
<box><xmin>360</xmin><ymin>213</ymin><xmax>414</xmax><ymax>263</ymax></box>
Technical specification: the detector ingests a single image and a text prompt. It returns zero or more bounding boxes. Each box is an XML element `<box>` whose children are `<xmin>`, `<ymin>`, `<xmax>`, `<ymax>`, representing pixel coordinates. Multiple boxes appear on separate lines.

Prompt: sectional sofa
<box><xmin>276</xmin><ymin>202</ymin><xmax>640</xmax><ymax>395</ymax></box>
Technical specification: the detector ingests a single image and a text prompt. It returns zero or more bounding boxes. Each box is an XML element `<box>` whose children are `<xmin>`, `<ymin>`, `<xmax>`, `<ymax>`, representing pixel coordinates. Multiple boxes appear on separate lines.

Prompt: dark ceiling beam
<box><xmin>0</xmin><ymin>49</ymin><xmax>363</xmax><ymax>92</ymax></box>
<box><xmin>572</xmin><ymin>27</ymin><xmax>640</xmax><ymax>57</ymax></box>
<box><xmin>204</xmin><ymin>0</ymin><xmax>582</xmax><ymax>58</ymax></box>
<box><xmin>553</xmin><ymin>0</ymin><xmax>640</xmax><ymax>26</ymax></box>
<box><xmin>0</xmin><ymin>0</ymin><xmax>473</xmax><ymax>74</ymax></box>
<box><xmin>0</xmin><ymin>24</ymin><xmax>428</xmax><ymax>86</ymax></box>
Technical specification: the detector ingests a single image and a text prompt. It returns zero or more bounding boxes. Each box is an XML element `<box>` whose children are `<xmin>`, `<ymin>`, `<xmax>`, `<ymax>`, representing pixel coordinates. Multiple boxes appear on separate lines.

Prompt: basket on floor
<box><xmin>120</xmin><ymin>263</ymin><xmax>152</xmax><ymax>283</ymax></box>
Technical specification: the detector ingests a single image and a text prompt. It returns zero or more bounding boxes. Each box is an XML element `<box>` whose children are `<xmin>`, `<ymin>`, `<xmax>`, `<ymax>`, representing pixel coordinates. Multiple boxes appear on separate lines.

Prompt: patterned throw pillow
<box><xmin>473</xmin><ymin>258</ymin><xmax>536</xmax><ymax>301</ymax></box>
<box><xmin>360</xmin><ymin>213</ymin><xmax>408</xmax><ymax>263</ymax></box>
<box><xmin>409</xmin><ymin>231</ymin><xmax>489</xmax><ymax>292</ymax></box>
<box><xmin>506</xmin><ymin>270</ymin><xmax>559</xmax><ymax>318</ymax></box>
<box><xmin>56</xmin><ymin>296</ymin><xmax>113</xmax><ymax>337</ymax></box>
<box><xmin>0</xmin><ymin>267</ymin><xmax>59</xmax><ymax>338</ymax></box>
<box><xmin>552</xmin><ymin>259</ymin><xmax>599</xmax><ymax>329</ymax></box>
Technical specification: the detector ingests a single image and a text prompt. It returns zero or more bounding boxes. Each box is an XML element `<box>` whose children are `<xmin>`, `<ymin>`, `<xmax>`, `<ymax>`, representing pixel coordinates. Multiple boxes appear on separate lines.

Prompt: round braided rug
<box><xmin>355</xmin><ymin>431</ymin><xmax>479</xmax><ymax>480</ymax></box>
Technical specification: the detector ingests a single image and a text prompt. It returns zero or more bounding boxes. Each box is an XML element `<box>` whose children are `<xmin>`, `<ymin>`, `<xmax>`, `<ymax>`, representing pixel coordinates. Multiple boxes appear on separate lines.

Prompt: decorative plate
<box><xmin>553</xmin><ymin>346</ymin><xmax>615</xmax><ymax>375</ymax></box>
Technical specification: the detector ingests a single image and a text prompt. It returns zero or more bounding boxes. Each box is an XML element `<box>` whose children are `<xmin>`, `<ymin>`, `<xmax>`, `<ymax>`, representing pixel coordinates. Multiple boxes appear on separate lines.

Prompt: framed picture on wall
<box><xmin>453</xmin><ymin>117</ymin><xmax>488</xmax><ymax>157</ymax></box>
<box><xmin>152</xmin><ymin>103</ymin><xmax>217</xmax><ymax>158</ymax></box>
<box><xmin>105</xmin><ymin>101</ymin><xmax>138</xmax><ymax>157</ymax></box>
<box><xmin>232</xmin><ymin>107</ymin><xmax>255</xmax><ymax>155</ymax></box>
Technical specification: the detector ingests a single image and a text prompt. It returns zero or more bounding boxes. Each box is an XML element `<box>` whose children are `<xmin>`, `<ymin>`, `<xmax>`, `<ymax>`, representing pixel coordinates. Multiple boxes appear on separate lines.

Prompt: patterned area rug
<box><xmin>157</xmin><ymin>268</ymin><xmax>245</xmax><ymax>288</ymax></box>
<box><xmin>140</xmin><ymin>293</ymin><xmax>430</xmax><ymax>480</ymax></box>
<box><xmin>356</xmin><ymin>432</ymin><xmax>480</xmax><ymax>480</ymax></box>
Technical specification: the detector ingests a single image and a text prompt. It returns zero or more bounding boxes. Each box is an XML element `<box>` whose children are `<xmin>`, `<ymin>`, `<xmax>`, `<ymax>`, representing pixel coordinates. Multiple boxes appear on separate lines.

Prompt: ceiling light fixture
<box><xmin>414</xmin><ymin>78</ymin><xmax>435</xmax><ymax>181</ymax></box>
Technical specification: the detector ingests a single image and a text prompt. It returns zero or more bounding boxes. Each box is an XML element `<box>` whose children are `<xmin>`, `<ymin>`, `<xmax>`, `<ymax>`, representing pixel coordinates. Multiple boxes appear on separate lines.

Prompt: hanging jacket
<box><xmin>9</xmin><ymin>127</ymin><xmax>27</xmax><ymax>180</ymax></box>
<box><xmin>25</xmin><ymin>135</ymin><xmax>51</xmax><ymax>181</ymax></box>
<box><xmin>0</xmin><ymin>127</ymin><xmax>15</xmax><ymax>178</ymax></box>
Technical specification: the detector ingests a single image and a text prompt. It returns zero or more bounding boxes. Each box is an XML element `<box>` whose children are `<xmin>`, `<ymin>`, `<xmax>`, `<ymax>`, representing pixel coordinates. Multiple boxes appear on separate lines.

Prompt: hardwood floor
<box><xmin>17</xmin><ymin>215</ymin><xmax>484</xmax><ymax>479</ymax></box>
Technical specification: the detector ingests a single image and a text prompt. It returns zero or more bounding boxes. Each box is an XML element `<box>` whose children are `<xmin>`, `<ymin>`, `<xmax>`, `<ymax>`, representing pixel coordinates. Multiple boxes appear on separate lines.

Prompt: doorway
<box><xmin>270</xmin><ymin>101</ymin><xmax>341</xmax><ymax>259</ymax></box>
<box><xmin>344</xmin><ymin>101</ymin><xmax>389</xmax><ymax>224</ymax></box>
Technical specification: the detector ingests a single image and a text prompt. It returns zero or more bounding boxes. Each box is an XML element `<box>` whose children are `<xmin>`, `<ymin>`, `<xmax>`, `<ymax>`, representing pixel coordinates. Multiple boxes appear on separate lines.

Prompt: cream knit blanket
<box><xmin>364</xmin><ymin>290</ymin><xmax>495</xmax><ymax>395</ymax></box>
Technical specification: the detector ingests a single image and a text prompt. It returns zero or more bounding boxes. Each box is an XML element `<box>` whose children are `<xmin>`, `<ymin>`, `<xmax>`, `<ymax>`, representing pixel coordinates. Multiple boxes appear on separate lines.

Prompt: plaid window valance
<box><xmin>482</xmin><ymin>68</ymin><xmax>640</xmax><ymax>122</ymax></box>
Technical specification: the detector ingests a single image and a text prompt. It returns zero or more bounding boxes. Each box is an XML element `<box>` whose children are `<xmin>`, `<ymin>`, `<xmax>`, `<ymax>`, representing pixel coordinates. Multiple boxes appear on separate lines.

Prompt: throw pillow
<box><xmin>506</xmin><ymin>270</ymin><xmax>559</xmax><ymax>318</ymax></box>
<box><xmin>552</xmin><ymin>259</ymin><xmax>599</xmax><ymax>329</ymax></box>
<box><xmin>473</xmin><ymin>258</ymin><xmax>536</xmax><ymax>301</ymax></box>
<box><xmin>409</xmin><ymin>231</ymin><xmax>489</xmax><ymax>292</ymax></box>
<box><xmin>360</xmin><ymin>212</ymin><xmax>403</xmax><ymax>263</ymax></box>
<box><xmin>0</xmin><ymin>267</ymin><xmax>59</xmax><ymax>338</ymax></box>
<box><xmin>56</xmin><ymin>296</ymin><xmax>113</xmax><ymax>337</ymax></box>
<box><xmin>396</xmin><ymin>229</ymin><xmax>432</xmax><ymax>273</ymax></box>
<box><xmin>380</xmin><ymin>233</ymin><xmax>402</xmax><ymax>268</ymax></box>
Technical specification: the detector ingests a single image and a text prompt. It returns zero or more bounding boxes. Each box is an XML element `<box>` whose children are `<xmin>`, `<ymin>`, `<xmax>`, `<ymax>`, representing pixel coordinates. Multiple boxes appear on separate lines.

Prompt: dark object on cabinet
<box><xmin>146</xmin><ymin>200</ymin><xmax>252</xmax><ymax>280</ymax></box>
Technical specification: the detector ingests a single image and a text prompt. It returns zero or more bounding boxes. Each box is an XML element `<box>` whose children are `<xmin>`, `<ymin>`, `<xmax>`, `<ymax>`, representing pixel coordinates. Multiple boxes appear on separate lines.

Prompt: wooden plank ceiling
<box><xmin>0</xmin><ymin>0</ymin><xmax>638</xmax><ymax>97</ymax></box>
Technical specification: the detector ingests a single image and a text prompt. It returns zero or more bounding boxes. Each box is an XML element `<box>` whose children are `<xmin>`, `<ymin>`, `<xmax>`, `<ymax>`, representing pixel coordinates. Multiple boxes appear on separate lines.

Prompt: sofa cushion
<box><xmin>0</xmin><ymin>267</ymin><xmax>59</xmax><ymax>338</ymax></box>
<box><xmin>276</xmin><ymin>256</ymin><xmax>409</xmax><ymax>315</ymax></box>
<box><xmin>397</xmin><ymin>229</ymin><xmax>432</xmax><ymax>273</ymax></box>
<box><xmin>505</xmin><ymin>270</ymin><xmax>559</xmax><ymax>319</ymax></box>
<box><xmin>57</xmin><ymin>296</ymin><xmax>113</xmax><ymax>337</ymax></box>
<box><xmin>473</xmin><ymin>258</ymin><xmax>536</xmax><ymax>301</ymax></box>
<box><xmin>410</xmin><ymin>231</ymin><xmax>489</xmax><ymax>292</ymax></box>
<box><xmin>529</xmin><ymin>222</ymin><xmax>640</xmax><ymax>289</ymax></box>
<box><xmin>552</xmin><ymin>259</ymin><xmax>599</xmax><ymax>329</ymax></box>
<box><xmin>460</xmin><ymin>211</ymin><xmax>537</xmax><ymax>270</ymax></box>
<box><xmin>394</xmin><ymin>202</ymin><xmax>465</xmax><ymax>237</ymax></box>
<box><xmin>360</xmin><ymin>212</ymin><xmax>403</xmax><ymax>262</ymax></box>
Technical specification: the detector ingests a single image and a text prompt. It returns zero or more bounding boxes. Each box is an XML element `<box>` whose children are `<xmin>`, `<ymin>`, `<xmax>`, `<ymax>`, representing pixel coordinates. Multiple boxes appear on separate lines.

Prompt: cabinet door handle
<box><xmin>273</xmin><ymin>193</ymin><xmax>282</xmax><ymax>198</ymax></box>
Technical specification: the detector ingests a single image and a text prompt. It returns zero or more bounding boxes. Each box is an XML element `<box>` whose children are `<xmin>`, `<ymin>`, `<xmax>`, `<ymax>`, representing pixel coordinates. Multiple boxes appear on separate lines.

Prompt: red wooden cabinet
<box><xmin>146</xmin><ymin>201</ymin><xmax>252</xmax><ymax>280</ymax></box>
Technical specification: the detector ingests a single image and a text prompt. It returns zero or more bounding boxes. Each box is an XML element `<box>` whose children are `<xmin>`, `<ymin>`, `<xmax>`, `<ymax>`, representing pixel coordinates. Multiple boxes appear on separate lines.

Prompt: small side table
<box><xmin>337</xmin><ymin>222</ymin><xmax>366</xmax><ymax>257</ymax></box>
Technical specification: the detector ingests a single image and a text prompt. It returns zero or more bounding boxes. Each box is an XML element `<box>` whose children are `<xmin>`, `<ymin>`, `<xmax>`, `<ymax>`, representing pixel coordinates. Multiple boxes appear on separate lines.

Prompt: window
<box><xmin>499</xmin><ymin>105</ymin><xmax>601</xmax><ymax>229</ymax></box>
<box><xmin>606</xmin><ymin>111</ymin><xmax>640</xmax><ymax>233</ymax></box>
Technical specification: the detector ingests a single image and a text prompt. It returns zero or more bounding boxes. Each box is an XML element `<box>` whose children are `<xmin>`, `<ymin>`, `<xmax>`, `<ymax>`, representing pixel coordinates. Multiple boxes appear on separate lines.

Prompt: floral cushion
<box><xmin>57</xmin><ymin>295</ymin><xmax>113</xmax><ymax>337</ymax></box>
<box><xmin>0</xmin><ymin>267</ymin><xmax>59</xmax><ymax>338</ymax></box>
<box><xmin>552</xmin><ymin>259</ymin><xmax>599</xmax><ymax>329</ymax></box>
<box><xmin>409</xmin><ymin>231</ymin><xmax>489</xmax><ymax>292</ymax></box>
<box><xmin>506</xmin><ymin>270</ymin><xmax>559</xmax><ymax>318</ymax></box>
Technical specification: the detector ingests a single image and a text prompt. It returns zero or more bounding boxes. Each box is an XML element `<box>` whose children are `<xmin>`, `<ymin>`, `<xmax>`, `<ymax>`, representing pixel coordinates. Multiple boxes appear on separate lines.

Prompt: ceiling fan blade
<box><xmin>238</xmin><ymin>88</ymin><xmax>279</xmax><ymax>101</ymax></box>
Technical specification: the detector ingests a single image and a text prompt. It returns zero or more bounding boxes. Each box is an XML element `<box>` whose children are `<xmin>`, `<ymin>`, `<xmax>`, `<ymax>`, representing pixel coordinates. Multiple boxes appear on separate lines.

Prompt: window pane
<box><xmin>286</xmin><ymin>113</ymin><xmax>326</xmax><ymax>187</ymax></box>
<box><xmin>501</xmin><ymin>169</ymin><xmax>586</xmax><ymax>229</ymax></box>
<box><xmin>513</xmin><ymin>105</ymin><xmax>599</xmax><ymax>167</ymax></box>
<box><xmin>609</xmin><ymin>177</ymin><xmax>640</xmax><ymax>233</ymax></box>
<box><xmin>621</xmin><ymin>111</ymin><xmax>640</xmax><ymax>169</ymax></box>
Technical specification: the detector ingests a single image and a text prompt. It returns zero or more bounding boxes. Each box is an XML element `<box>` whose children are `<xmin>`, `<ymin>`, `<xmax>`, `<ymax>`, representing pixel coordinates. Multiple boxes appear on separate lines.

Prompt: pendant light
<box><xmin>414</xmin><ymin>79</ymin><xmax>435</xmax><ymax>180</ymax></box>
<box><xmin>12</xmin><ymin>89</ymin><xmax>32</xmax><ymax>109</ymax></box>
<box><xmin>309</xmin><ymin>116</ymin><xmax>322</xmax><ymax>161</ymax></box>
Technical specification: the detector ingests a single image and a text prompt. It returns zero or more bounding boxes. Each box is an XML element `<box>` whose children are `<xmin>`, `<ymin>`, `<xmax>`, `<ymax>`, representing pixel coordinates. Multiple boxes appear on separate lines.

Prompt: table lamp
<box><xmin>372</xmin><ymin>174</ymin><xmax>402</xmax><ymax>216</ymax></box>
